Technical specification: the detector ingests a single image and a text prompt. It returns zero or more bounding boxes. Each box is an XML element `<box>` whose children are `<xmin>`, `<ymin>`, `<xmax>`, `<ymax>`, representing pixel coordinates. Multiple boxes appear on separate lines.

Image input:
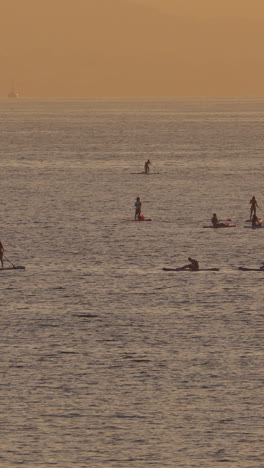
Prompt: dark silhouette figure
<box><xmin>211</xmin><ymin>213</ymin><xmax>227</xmax><ymax>228</ymax></box>
<box><xmin>182</xmin><ymin>257</ymin><xmax>199</xmax><ymax>271</ymax></box>
<box><xmin>250</xmin><ymin>196</ymin><xmax>258</xmax><ymax>220</ymax></box>
<box><xmin>0</xmin><ymin>240</ymin><xmax>4</xmax><ymax>268</ymax></box>
<box><xmin>144</xmin><ymin>159</ymin><xmax>150</xmax><ymax>174</ymax></box>
<box><xmin>134</xmin><ymin>196</ymin><xmax>142</xmax><ymax>220</ymax></box>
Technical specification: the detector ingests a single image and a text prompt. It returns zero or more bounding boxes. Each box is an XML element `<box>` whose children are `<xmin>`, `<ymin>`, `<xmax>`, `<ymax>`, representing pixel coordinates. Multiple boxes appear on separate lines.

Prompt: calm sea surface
<box><xmin>0</xmin><ymin>98</ymin><xmax>263</xmax><ymax>467</ymax></box>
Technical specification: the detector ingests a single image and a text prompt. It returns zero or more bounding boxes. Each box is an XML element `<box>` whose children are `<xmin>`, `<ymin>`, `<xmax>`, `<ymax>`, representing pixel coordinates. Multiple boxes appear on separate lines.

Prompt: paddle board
<box><xmin>238</xmin><ymin>267</ymin><xmax>264</xmax><ymax>271</ymax></box>
<box><xmin>1</xmin><ymin>266</ymin><xmax>25</xmax><ymax>271</ymax></box>
<box><xmin>132</xmin><ymin>219</ymin><xmax>152</xmax><ymax>222</ymax></box>
<box><xmin>244</xmin><ymin>225</ymin><xmax>264</xmax><ymax>228</ymax></box>
<box><xmin>203</xmin><ymin>225</ymin><xmax>236</xmax><ymax>228</ymax></box>
<box><xmin>162</xmin><ymin>267</ymin><xmax>219</xmax><ymax>272</ymax></box>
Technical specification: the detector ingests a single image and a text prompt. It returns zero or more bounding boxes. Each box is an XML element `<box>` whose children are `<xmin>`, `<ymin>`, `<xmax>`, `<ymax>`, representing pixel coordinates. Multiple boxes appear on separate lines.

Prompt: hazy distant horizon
<box><xmin>2</xmin><ymin>0</ymin><xmax>264</xmax><ymax>98</ymax></box>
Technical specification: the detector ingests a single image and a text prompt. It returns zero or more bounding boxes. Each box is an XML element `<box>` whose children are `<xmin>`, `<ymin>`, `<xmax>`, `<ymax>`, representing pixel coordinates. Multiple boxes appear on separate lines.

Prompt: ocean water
<box><xmin>0</xmin><ymin>98</ymin><xmax>263</xmax><ymax>468</ymax></box>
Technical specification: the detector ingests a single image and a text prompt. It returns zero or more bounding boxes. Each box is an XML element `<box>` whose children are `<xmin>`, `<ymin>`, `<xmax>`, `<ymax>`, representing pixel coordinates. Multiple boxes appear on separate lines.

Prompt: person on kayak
<box><xmin>250</xmin><ymin>196</ymin><xmax>258</xmax><ymax>220</ymax></box>
<box><xmin>182</xmin><ymin>257</ymin><xmax>199</xmax><ymax>271</ymax></box>
<box><xmin>144</xmin><ymin>159</ymin><xmax>150</xmax><ymax>174</ymax></box>
<box><xmin>135</xmin><ymin>196</ymin><xmax>142</xmax><ymax>220</ymax></box>
<box><xmin>251</xmin><ymin>213</ymin><xmax>262</xmax><ymax>227</ymax></box>
<box><xmin>211</xmin><ymin>213</ymin><xmax>227</xmax><ymax>228</ymax></box>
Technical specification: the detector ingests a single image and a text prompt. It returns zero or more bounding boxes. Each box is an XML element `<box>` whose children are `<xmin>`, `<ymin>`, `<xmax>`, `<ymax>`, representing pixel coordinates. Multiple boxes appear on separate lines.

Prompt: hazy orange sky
<box><xmin>1</xmin><ymin>0</ymin><xmax>264</xmax><ymax>98</ymax></box>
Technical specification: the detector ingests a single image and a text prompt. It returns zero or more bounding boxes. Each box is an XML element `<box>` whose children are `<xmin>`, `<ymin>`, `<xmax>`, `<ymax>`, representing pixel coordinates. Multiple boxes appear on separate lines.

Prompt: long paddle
<box><xmin>3</xmin><ymin>255</ymin><xmax>17</xmax><ymax>269</ymax></box>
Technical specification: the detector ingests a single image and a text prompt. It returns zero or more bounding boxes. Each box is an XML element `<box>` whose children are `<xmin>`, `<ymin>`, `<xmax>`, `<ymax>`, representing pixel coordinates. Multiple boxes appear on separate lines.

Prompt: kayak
<box><xmin>130</xmin><ymin>172</ymin><xmax>159</xmax><ymax>175</ymax></box>
<box><xmin>1</xmin><ymin>266</ymin><xmax>25</xmax><ymax>271</ymax></box>
<box><xmin>203</xmin><ymin>225</ymin><xmax>236</xmax><ymax>228</ymax></box>
<box><xmin>162</xmin><ymin>267</ymin><xmax>219</xmax><ymax>272</ymax></box>
<box><xmin>238</xmin><ymin>267</ymin><xmax>264</xmax><ymax>271</ymax></box>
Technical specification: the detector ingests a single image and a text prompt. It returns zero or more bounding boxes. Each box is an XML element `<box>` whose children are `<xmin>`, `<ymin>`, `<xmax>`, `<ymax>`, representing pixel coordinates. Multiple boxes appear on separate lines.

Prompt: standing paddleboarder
<box><xmin>135</xmin><ymin>196</ymin><xmax>142</xmax><ymax>220</ymax></box>
<box><xmin>144</xmin><ymin>159</ymin><xmax>150</xmax><ymax>174</ymax></box>
<box><xmin>249</xmin><ymin>196</ymin><xmax>258</xmax><ymax>220</ymax></box>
